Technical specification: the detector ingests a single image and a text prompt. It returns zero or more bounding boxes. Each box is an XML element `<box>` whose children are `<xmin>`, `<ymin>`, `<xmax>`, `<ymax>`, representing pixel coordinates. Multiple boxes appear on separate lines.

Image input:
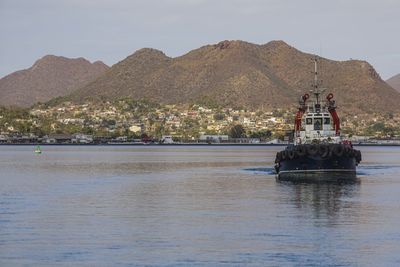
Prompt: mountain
<box><xmin>71</xmin><ymin>40</ymin><xmax>400</xmax><ymax>114</ymax></box>
<box><xmin>0</xmin><ymin>55</ymin><xmax>109</xmax><ymax>107</ymax></box>
<box><xmin>386</xmin><ymin>74</ymin><xmax>400</xmax><ymax>92</ymax></box>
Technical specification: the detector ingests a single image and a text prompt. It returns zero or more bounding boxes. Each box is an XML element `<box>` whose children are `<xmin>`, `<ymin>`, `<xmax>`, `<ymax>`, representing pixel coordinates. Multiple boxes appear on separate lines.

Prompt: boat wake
<box><xmin>244</xmin><ymin>165</ymin><xmax>400</xmax><ymax>178</ymax></box>
<box><xmin>356</xmin><ymin>165</ymin><xmax>400</xmax><ymax>176</ymax></box>
<box><xmin>243</xmin><ymin>167</ymin><xmax>276</xmax><ymax>175</ymax></box>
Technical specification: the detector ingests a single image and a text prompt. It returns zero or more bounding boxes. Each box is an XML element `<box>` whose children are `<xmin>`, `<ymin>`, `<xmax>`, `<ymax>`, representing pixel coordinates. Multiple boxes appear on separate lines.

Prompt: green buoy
<box><xmin>34</xmin><ymin>145</ymin><xmax>42</xmax><ymax>154</ymax></box>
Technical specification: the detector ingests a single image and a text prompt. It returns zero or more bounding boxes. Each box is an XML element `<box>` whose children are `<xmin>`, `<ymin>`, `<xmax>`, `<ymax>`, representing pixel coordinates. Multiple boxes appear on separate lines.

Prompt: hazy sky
<box><xmin>1</xmin><ymin>0</ymin><xmax>399</xmax><ymax>79</ymax></box>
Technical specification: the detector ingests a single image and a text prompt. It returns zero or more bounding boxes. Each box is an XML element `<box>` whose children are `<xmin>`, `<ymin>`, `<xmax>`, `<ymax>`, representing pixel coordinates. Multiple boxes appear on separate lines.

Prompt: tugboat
<box><xmin>274</xmin><ymin>58</ymin><xmax>361</xmax><ymax>181</ymax></box>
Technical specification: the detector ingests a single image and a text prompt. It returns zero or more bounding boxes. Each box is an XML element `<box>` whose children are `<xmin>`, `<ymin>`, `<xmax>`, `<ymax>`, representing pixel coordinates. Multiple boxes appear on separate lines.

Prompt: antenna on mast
<box><xmin>313</xmin><ymin>56</ymin><xmax>320</xmax><ymax>103</ymax></box>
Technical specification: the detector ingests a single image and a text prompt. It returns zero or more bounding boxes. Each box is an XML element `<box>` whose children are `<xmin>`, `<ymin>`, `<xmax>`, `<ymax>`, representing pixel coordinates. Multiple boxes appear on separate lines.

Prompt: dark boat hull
<box><xmin>278</xmin><ymin>168</ymin><xmax>356</xmax><ymax>182</ymax></box>
<box><xmin>275</xmin><ymin>144</ymin><xmax>361</xmax><ymax>182</ymax></box>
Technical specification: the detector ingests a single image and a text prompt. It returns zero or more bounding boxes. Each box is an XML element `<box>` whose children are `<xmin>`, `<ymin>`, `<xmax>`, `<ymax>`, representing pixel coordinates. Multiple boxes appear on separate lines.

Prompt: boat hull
<box><xmin>278</xmin><ymin>169</ymin><xmax>356</xmax><ymax>182</ymax></box>
<box><xmin>275</xmin><ymin>144</ymin><xmax>360</xmax><ymax>182</ymax></box>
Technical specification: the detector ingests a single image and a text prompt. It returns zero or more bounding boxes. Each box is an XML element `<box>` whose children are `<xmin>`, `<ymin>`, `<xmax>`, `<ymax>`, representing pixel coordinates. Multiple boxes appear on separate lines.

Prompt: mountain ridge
<box><xmin>70</xmin><ymin>40</ymin><xmax>400</xmax><ymax>114</ymax></box>
<box><xmin>386</xmin><ymin>73</ymin><xmax>400</xmax><ymax>92</ymax></box>
<box><xmin>2</xmin><ymin>40</ymin><xmax>399</xmax><ymax>115</ymax></box>
<box><xmin>0</xmin><ymin>55</ymin><xmax>109</xmax><ymax>107</ymax></box>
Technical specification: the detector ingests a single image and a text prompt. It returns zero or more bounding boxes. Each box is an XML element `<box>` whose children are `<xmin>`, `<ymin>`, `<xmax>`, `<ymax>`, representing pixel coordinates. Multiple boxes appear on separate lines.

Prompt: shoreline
<box><xmin>0</xmin><ymin>143</ymin><xmax>399</xmax><ymax>147</ymax></box>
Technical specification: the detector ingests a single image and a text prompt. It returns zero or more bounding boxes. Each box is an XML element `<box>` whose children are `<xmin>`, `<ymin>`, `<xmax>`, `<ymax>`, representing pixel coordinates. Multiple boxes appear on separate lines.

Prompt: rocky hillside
<box><xmin>69</xmin><ymin>40</ymin><xmax>400</xmax><ymax>114</ymax></box>
<box><xmin>386</xmin><ymin>73</ymin><xmax>400</xmax><ymax>92</ymax></box>
<box><xmin>0</xmin><ymin>55</ymin><xmax>109</xmax><ymax>107</ymax></box>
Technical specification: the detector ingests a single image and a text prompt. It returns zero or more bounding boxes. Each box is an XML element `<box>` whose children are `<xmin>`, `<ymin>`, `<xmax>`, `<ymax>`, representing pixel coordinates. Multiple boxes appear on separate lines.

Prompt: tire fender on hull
<box><xmin>307</xmin><ymin>144</ymin><xmax>318</xmax><ymax>156</ymax></box>
<box><xmin>318</xmin><ymin>144</ymin><xmax>329</xmax><ymax>158</ymax></box>
<box><xmin>295</xmin><ymin>145</ymin><xmax>307</xmax><ymax>157</ymax></box>
<box><xmin>333</xmin><ymin>144</ymin><xmax>344</xmax><ymax>157</ymax></box>
<box><xmin>287</xmin><ymin>150</ymin><xmax>295</xmax><ymax>160</ymax></box>
<box><xmin>275</xmin><ymin>152</ymin><xmax>284</xmax><ymax>163</ymax></box>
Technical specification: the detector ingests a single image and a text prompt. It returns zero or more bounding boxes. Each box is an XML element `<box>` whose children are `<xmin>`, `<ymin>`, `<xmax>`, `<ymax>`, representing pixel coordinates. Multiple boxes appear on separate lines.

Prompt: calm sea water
<box><xmin>1</xmin><ymin>145</ymin><xmax>400</xmax><ymax>266</ymax></box>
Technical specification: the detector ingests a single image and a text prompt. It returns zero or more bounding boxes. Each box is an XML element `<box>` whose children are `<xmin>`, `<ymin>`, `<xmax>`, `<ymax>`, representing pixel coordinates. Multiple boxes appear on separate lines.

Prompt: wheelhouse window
<box><xmin>306</xmin><ymin>118</ymin><xmax>312</xmax><ymax>125</ymax></box>
<box><xmin>324</xmin><ymin>118</ymin><xmax>331</xmax><ymax>125</ymax></box>
<box><xmin>314</xmin><ymin>118</ymin><xmax>322</xmax><ymax>130</ymax></box>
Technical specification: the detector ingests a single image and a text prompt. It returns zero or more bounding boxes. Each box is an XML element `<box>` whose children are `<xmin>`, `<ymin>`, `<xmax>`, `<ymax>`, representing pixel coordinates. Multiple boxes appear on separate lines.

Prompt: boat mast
<box><xmin>311</xmin><ymin>57</ymin><xmax>323</xmax><ymax>112</ymax></box>
<box><xmin>314</xmin><ymin>58</ymin><xmax>318</xmax><ymax>101</ymax></box>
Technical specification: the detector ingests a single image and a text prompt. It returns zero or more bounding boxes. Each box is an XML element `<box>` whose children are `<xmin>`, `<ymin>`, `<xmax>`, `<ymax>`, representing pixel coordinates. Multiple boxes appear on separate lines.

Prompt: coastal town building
<box><xmin>0</xmin><ymin>99</ymin><xmax>399</xmax><ymax>144</ymax></box>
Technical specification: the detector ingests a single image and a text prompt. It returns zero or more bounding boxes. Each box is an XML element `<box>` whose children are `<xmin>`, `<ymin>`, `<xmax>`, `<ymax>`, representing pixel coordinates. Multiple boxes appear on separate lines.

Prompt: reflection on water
<box><xmin>277</xmin><ymin>181</ymin><xmax>361</xmax><ymax>226</ymax></box>
<box><xmin>0</xmin><ymin>145</ymin><xmax>400</xmax><ymax>266</ymax></box>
